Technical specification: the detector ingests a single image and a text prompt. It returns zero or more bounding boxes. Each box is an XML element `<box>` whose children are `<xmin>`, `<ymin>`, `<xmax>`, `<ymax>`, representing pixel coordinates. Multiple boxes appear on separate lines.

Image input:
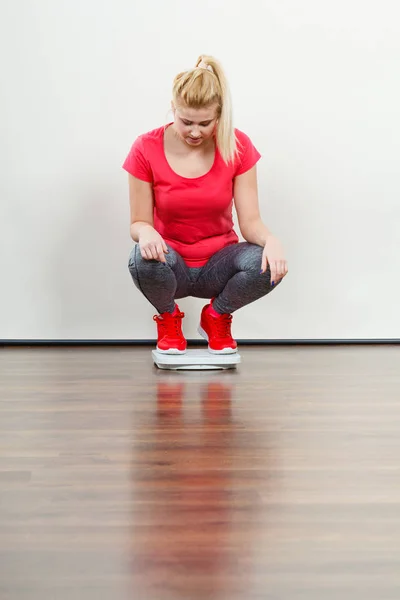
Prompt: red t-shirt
<box><xmin>122</xmin><ymin>125</ymin><xmax>261</xmax><ymax>267</ymax></box>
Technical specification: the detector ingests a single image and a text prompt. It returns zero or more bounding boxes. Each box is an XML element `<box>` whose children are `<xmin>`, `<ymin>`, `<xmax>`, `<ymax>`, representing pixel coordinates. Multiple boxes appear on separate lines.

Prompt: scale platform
<box><xmin>152</xmin><ymin>349</ymin><xmax>241</xmax><ymax>370</ymax></box>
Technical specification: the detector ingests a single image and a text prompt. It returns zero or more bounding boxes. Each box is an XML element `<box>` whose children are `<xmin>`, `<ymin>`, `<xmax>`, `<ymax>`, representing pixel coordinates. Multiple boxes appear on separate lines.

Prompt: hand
<box><xmin>139</xmin><ymin>226</ymin><xmax>169</xmax><ymax>263</ymax></box>
<box><xmin>260</xmin><ymin>235</ymin><xmax>288</xmax><ymax>285</ymax></box>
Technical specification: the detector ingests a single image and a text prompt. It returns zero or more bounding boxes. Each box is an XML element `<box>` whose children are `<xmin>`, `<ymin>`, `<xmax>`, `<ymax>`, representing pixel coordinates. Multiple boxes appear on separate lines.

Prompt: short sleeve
<box><xmin>234</xmin><ymin>130</ymin><xmax>261</xmax><ymax>177</ymax></box>
<box><xmin>122</xmin><ymin>136</ymin><xmax>153</xmax><ymax>183</ymax></box>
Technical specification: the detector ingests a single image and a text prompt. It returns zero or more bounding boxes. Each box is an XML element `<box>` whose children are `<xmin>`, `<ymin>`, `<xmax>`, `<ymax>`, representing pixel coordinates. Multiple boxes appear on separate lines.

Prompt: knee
<box><xmin>240</xmin><ymin>243</ymin><xmax>288</xmax><ymax>284</ymax></box>
<box><xmin>127</xmin><ymin>245</ymin><xmax>159</xmax><ymax>282</ymax></box>
<box><xmin>237</xmin><ymin>243</ymin><xmax>264</xmax><ymax>274</ymax></box>
<box><xmin>128</xmin><ymin>245</ymin><xmax>143</xmax><ymax>277</ymax></box>
<box><xmin>128</xmin><ymin>246</ymin><xmax>136</xmax><ymax>271</ymax></box>
<box><xmin>128</xmin><ymin>244</ymin><xmax>177</xmax><ymax>280</ymax></box>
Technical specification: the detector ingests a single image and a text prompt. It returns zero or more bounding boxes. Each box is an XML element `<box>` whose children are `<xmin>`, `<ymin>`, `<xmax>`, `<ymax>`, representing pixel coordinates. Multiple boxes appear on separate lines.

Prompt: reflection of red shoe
<box><xmin>202</xmin><ymin>382</ymin><xmax>233</xmax><ymax>420</ymax></box>
<box><xmin>153</xmin><ymin>305</ymin><xmax>187</xmax><ymax>354</ymax></box>
<box><xmin>157</xmin><ymin>382</ymin><xmax>184</xmax><ymax>419</ymax></box>
<box><xmin>198</xmin><ymin>302</ymin><xmax>237</xmax><ymax>354</ymax></box>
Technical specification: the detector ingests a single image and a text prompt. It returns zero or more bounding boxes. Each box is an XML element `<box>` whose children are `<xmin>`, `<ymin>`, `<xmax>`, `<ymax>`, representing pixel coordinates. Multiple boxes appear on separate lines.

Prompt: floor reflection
<box><xmin>127</xmin><ymin>372</ymin><xmax>252</xmax><ymax>600</ymax></box>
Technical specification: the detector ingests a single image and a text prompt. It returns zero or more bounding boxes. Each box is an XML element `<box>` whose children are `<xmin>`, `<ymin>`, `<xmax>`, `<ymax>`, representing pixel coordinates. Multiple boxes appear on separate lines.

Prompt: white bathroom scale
<box><xmin>152</xmin><ymin>349</ymin><xmax>241</xmax><ymax>370</ymax></box>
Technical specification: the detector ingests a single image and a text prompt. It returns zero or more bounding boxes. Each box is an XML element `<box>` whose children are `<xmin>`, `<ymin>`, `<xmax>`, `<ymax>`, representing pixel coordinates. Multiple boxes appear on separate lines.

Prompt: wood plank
<box><xmin>0</xmin><ymin>346</ymin><xmax>399</xmax><ymax>599</ymax></box>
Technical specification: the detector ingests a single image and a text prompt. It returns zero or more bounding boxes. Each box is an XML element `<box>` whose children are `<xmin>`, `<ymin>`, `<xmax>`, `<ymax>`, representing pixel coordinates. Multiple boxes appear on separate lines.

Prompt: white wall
<box><xmin>1</xmin><ymin>0</ymin><xmax>399</xmax><ymax>341</ymax></box>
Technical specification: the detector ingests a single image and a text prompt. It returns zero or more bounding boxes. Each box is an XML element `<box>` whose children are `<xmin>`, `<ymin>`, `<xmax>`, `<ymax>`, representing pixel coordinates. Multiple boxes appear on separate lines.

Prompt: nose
<box><xmin>190</xmin><ymin>126</ymin><xmax>201</xmax><ymax>138</ymax></box>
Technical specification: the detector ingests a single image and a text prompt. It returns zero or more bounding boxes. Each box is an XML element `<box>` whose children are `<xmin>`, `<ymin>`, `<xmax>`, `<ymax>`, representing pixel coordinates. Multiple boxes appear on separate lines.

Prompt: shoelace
<box><xmin>213</xmin><ymin>313</ymin><xmax>233</xmax><ymax>338</ymax></box>
<box><xmin>153</xmin><ymin>311</ymin><xmax>185</xmax><ymax>336</ymax></box>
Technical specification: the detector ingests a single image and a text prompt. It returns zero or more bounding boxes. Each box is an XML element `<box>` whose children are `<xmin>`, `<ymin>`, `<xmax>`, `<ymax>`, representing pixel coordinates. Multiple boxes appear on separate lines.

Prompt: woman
<box><xmin>123</xmin><ymin>55</ymin><xmax>288</xmax><ymax>355</ymax></box>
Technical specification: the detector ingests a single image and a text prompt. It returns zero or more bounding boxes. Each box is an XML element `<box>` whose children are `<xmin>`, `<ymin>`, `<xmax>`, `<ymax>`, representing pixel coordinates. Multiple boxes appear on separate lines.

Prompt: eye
<box><xmin>181</xmin><ymin>119</ymin><xmax>192</xmax><ymax>126</ymax></box>
<box><xmin>200</xmin><ymin>121</ymin><xmax>212</xmax><ymax>127</ymax></box>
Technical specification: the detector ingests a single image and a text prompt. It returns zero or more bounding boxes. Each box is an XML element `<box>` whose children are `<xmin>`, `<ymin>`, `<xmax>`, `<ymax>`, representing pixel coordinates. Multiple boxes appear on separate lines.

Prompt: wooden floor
<box><xmin>1</xmin><ymin>345</ymin><xmax>400</xmax><ymax>599</ymax></box>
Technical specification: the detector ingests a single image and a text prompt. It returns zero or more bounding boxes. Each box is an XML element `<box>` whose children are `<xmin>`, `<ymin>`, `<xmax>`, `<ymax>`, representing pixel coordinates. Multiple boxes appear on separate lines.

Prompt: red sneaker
<box><xmin>198</xmin><ymin>303</ymin><xmax>238</xmax><ymax>354</ymax></box>
<box><xmin>153</xmin><ymin>305</ymin><xmax>187</xmax><ymax>354</ymax></box>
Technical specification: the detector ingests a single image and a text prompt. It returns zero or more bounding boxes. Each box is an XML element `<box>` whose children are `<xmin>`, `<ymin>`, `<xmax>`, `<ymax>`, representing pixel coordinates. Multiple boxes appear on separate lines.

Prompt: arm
<box><xmin>233</xmin><ymin>165</ymin><xmax>272</xmax><ymax>246</ymax></box>
<box><xmin>128</xmin><ymin>174</ymin><xmax>155</xmax><ymax>242</ymax></box>
<box><xmin>128</xmin><ymin>174</ymin><xmax>168</xmax><ymax>262</ymax></box>
<box><xmin>233</xmin><ymin>166</ymin><xmax>288</xmax><ymax>282</ymax></box>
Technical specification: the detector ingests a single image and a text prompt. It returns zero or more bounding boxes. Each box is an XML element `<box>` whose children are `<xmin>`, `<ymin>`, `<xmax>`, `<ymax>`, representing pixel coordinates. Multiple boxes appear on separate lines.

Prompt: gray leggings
<box><xmin>128</xmin><ymin>241</ymin><xmax>278</xmax><ymax>314</ymax></box>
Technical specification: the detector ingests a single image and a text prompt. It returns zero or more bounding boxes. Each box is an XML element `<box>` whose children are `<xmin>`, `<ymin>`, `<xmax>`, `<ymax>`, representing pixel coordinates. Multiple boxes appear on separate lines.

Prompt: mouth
<box><xmin>187</xmin><ymin>137</ymin><xmax>202</xmax><ymax>144</ymax></box>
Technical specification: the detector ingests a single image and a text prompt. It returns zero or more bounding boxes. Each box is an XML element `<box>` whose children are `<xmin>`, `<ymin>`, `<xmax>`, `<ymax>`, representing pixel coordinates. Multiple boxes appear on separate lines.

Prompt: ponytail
<box><xmin>172</xmin><ymin>55</ymin><xmax>238</xmax><ymax>164</ymax></box>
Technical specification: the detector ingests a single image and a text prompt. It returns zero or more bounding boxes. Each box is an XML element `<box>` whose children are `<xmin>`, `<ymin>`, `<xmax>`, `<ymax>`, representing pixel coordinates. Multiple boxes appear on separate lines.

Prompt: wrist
<box><xmin>265</xmin><ymin>233</ymin><xmax>275</xmax><ymax>244</ymax></box>
<box><xmin>130</xmin><ymin>222</ymin><xmax>154</xmax><ymax>243</ymax></box>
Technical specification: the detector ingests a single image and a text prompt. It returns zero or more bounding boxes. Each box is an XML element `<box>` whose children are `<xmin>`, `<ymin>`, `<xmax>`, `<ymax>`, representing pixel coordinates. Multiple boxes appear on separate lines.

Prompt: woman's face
<box><xmin>172</xmin><ymin>102</ymin><xmax>219</xmax><ymax>147</ymax></box>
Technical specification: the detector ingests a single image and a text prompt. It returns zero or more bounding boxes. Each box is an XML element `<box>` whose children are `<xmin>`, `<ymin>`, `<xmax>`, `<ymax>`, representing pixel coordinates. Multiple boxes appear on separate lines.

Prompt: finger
<box><xmin>162</xmin><ymin>241</ymin><xmax>169</xmax><ymax>254</ymax></box>
<box><xmin>156</xmin><ymin>244</ymin><xmax>166</xmax><ymax>263</ymax></box>
<box><xmin>260</xmin><ymin>253</ymin><xmax>268</xmax><ymax>274</ymax></box>
<box><xmin>277</xmin><ymin>261</ymin><xmax>285</xmax><ymax>279</ymax></box>
<box><xmin>143</xmin><ymin>245</ymin><xmax>154</xmax><ymax>260</ymax></box>
<box><xmin>270</xmin><ymin>262</ymin><xmax>277</xmax><ymax>285</ymax></box>
<box><xmin>150</xmin><ymin>244</ymin><xmax>160</xmax><ymax>261</ymax></box>
<box><xmin>141</xmin><ymin>247</ymin><xmax>152</xmax><ymax>260</ymax></box>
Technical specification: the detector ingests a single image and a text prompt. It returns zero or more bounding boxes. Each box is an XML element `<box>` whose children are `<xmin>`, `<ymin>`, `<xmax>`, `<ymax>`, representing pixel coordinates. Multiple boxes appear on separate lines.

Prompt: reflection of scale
<box><xmin>152</xmin><ymin>349</ymin><xmax>241</xmax><ymax>371</ymax></box>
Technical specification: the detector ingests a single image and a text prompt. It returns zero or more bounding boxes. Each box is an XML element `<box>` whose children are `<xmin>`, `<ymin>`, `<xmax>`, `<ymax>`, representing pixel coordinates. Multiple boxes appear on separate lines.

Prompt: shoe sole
<box><xmin>156</xmin><ymin>347</ymin><xmax>187</xmax><ymax>354</ymax></box>
<box><xmin>197</xmin><ymin>325</ymin><xmax>238</xmax><ymax>354</ymax></box>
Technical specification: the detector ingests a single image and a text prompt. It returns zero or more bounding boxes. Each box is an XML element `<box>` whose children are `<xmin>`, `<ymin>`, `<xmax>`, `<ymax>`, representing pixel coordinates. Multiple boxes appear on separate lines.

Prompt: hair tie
<box><xmin>197</xmin><ymin>60</ymin><xmax>214</xmax><ymax>73</ymax></box>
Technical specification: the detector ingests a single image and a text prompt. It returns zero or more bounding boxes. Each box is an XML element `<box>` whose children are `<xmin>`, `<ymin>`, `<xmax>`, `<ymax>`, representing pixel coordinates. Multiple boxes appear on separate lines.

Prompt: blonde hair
<box><xmin>172</xmin><ymin>55</ymin><xmax>238</xmax><ymax>164</ymax></box>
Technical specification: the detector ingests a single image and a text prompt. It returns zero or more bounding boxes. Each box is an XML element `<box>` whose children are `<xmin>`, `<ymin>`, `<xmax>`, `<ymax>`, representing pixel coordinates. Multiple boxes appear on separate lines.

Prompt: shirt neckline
<box><xmin>161</xmin><ymin>123</ymin><xmax>219</xmax><ymax>181</ymax></box>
